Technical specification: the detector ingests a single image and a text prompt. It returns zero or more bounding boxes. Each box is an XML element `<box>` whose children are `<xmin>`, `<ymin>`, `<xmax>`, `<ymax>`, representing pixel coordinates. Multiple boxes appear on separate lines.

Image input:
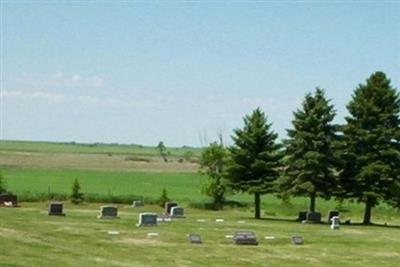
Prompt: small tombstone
<box><xmin>98</xmin><ymin>206</ymin><xmax>118</xmax><ymax>219</ymax></box>
<box><xmin>297</xmin><ymin>211</ymin><xmax>307</xmax><ymax>222</ymax></box>
<box><xmin>233</xmin><ymin>231</ymin><xmax>258</xmax><ymax>245</ymax></box>
<box><xmin>170</xmin><ymin>206</ymin><xmax>185</xmax><ymax>218</ymax></box>
<box><xmin>306</xmin><ymin>212</ymin><xmax>322</xmax><ymax>223</ymax></box>
<box><xmin>215</xmin><ymin>219</ymin><xmax>224</xmax><ymax>223</ymax></box>
<box><xmin>188</xmin><ymin>234</ymin><xmax>202</xmax><ymax>244</ymax></box>
<box><xmin>330</xmin><ymin>216</ymin><xmax>340</xmax><ymax>230</ymax></box>
<box><xmin>0</xmin><ymin>193</ymin><xmax>18</xmax><ymax>207</ymax></box>
<box><xmin>165</xmin><ymin>202</ymin><xmax>178</xmax><ymax>215</ymax></box>
<box><xmin>291</xmin><ymin>236</ymin><xmax>304</xmax><ymax>245</ymax></box>
<box><xmin>132</xmin><ymin>201</ymin><xmax>144</xmax><ymax>208</ymax></box>
<box><xmin>137</xmin><ymin>212</ymin><xmax>158</xmax><ymax>227</ymax></box>
<box><xmin>48</xmin><ymin>202</ymin><xmax>65</xmax><ymax>216</ymax></box>
<box><xmin>327</xmin><ymin>211</ymin><xmax>340</xmax><ymax>222</ymax></box>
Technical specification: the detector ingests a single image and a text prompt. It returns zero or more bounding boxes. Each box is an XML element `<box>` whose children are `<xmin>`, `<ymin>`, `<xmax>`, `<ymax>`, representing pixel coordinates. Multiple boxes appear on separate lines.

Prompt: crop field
<box><xmin>1</xmin><ymin>203</ymin><xmax>400</xmax><ymax>267</ymax></box>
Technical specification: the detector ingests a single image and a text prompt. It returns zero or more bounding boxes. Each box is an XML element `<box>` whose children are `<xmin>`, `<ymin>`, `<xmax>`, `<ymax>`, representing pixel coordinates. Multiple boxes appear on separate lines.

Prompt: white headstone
<box><xmin>330</xmin><ymin>216</ymin><xmax>340</xmax><ymax>230</ymax></box>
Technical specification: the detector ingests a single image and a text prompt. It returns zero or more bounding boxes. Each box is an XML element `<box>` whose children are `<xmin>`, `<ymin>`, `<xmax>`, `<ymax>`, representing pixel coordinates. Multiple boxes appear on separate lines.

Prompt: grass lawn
<box><xmin>1</xmin><ymin>202</ymin><xmax>400</xmax><ymax>267</ymax></box>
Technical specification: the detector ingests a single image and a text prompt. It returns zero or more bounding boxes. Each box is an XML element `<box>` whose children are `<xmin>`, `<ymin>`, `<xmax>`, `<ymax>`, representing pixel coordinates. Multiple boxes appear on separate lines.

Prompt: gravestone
<box><xmin>330</xmin><ymin>216</ymin><xmax>340</xmax><ymax>230</ymax></box>
<box><xmin>291</xmin><ymin>236</ymin><xmax>304</xmax><ymax>245</ymax></box>
<box><xmin>233</xmin><ymin>231</ymin><xmax>258</xmax><ymax>245</ymax></box>
<box><xmin>132</xmin><ymin>201</ymin><xmax>144</xmax><ymax>208</ymax></box>
<box><xmin>297</xmin><ymin>211</ymin><xmax>307</xmax><ymax>222</ymax></box>
<box><xmin>98</xmin><ymin>206</ymin><xmax>118</xmax><ymax>219</ymax></box>
<box><xmin>137</xmin><ymin>212</ymin><xmax>158</xmax><ymax>227</ymax></box>
<box><xmin>170</xmin><ymin>207</ymin><xmax>185</xmax><ymax>218</ymax></box>
<box><xmin>188</xmin><ymin>234</ymin><xmax>202</xmax><ymax>244</ymax></box>
<box><xmin>327</xmin><ymin>210</ymin><xmax>340</xmax><ymax>222</ymax></box>
<box><xmin>306</xmin><ymin>212</ymin><xmax>322</xmax><ymax>223</ymax></box>
<box><xmin>48</xmin><ymin>202</ymin><xmax>65</xmax><ymax>216</ymax></box>
<box><xmin>0</xmin><ymin>193</ymin><xmax>18</xmax><ymax>207</ymax></box>
<box><xmin>165</xmin><ymin>202</ymin><xmax>178</xmax><ymax>215</ymax></box>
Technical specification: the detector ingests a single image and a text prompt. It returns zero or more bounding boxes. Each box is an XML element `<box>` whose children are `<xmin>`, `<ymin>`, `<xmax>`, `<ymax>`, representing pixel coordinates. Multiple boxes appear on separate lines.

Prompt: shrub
<box><xmin>70</xmin><ymin>178</ymin><xmax>84</xmax><ymax>204</ymax></box>
<box><xmin>157</xmin><ymin>187</ymin><xmax>170</xmax><ymax>207</ymax></box>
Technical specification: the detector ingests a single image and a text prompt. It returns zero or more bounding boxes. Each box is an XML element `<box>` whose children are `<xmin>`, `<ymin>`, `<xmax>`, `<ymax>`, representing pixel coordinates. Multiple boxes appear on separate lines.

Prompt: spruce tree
<box><xmin>226</xmin><ymin>108</ymin><xmax>282</xmax><ymax>219</ymax></box>
<box><xmin>339</xmin><ymin>71</ymin><xmax>400</xmax><ymax>224</ymax></box>
<box><xmin>280</xmin><ymin>88</ymin><xmax>337</xmax><ymax>212</ymax></box>
<box><xmin>70</xmin><ymin>178</ymin><xmax>84</xmax><ymax>204</ymax></box>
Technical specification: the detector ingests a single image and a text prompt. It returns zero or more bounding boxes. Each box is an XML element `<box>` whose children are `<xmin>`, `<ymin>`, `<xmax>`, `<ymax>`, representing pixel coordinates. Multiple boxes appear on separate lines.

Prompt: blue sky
<box><xmin>1</xmin><ymin>1</ymin><xmax>399</xmax><ymax>146</ymax></box>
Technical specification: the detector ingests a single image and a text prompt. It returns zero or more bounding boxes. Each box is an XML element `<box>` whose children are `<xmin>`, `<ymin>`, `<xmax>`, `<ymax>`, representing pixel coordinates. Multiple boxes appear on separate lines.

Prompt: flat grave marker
<box><xmin>291</xmin><ymin>236</ymin><xmax>304</xmax><ymax>245</ymax></box>
<box><xmin>233</xmin><ymin>231</ymin><xmax>258</xmax><ymax>245</ymax></box>
<box><xmin>188</xmin><ymin>234</ymin><xmax>202</xmax><ymax>244</ymax></box>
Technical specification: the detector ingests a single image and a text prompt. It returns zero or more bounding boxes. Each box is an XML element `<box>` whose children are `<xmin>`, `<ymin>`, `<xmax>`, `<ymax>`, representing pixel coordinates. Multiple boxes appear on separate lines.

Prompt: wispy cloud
<box><xmin>15</xmin><ymin>72</ymin><xmax>104</xmax><ymax>88</ymax></box>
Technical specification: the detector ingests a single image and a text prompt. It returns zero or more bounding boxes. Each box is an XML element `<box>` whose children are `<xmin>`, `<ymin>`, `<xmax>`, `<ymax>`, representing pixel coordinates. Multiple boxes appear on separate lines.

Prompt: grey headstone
<box><xmin>98</xmin><ymin>206</ymin><xmax>118</xmax><ymax>219</ymax></box>
<box><xmin>189</xmin><ymin>234</ymin><xmax>202</xmax><ymax>244</ymax></box>
<box><xmin>165</xmin><ymin>202</ymin><xmax>178</xmax><ymax>215</ymax></box>
<box><xmin>291</xmin><ymin>236</ymin><xmax>304</xmax><ymax>245</ymax></box>
<box><xmin>48</xmin><ymin>202</ymin><xmax>65</xmax><ymax>216</ymax></box>
<box><xmin>297</xmin><ymin>211</ymin><xmax>307</xmax><ymax>222</ymax></box>
<box><xmin>132</xmin><ymin>201</ymin><xmax>144</xmax><ymax>208</ymax></box>
<box><xmin>170</xmin><ymin>206</ymin><xmax>185</xmax><ymax>218</ymax></box>
<box><xmin>137</xmin><ymin>212</ymin><xmax>158</xmax><ymax>227</ymax></box>
<box><xmin>233</xmin><ymin>231</ymin><xmax>258</xmax><ymax>245</ymax></box>
<box><xmin>307</xmin><ymin>212</ymin><xmax>322</xmax><ymax>223</ymax></box>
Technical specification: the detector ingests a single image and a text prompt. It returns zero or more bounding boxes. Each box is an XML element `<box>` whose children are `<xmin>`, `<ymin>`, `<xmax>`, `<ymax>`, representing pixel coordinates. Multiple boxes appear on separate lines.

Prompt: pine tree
<box><xmin>70</xmin><ymin>178</ymin><xmax>84</xmax><ymax>204</ymax></box>
<box><xmin>339</xmin><ymin>71</ymin><xmax>400</xmax><ymax>224</ymax></box>
<box><xmin>226</xmin><ymin>108</ymin><xmax>282</xmax><ymax>219</ymax></box>
<box><xmin>158</xmin><ymin>187</ymin><xmax>170</xmax><ymax>207</ymax></box>
<box><xmin>280</xmin><ymin>88</ymin><xmax>337</xmax><ymax>212</ymax></box>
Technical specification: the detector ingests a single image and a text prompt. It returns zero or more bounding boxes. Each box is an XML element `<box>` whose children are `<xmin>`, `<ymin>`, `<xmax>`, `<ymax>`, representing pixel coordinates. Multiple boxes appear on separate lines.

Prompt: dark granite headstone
<box><xmin>137</xmin><ymin>212</ymin><xmax>158</xmax><ymax>227</ymax></box>
<box><xmin>48</xmin><ymin>202</ymin><xmax>65</xmax><ymax>216</ymax></box>
<box><xmin>297</xmin><ymin>211</ymin><xmax>307</xmax><ymax>222</ymax></box>
<box><xmin>165</xmin><ymin>202</ymin><xmax>178</xmax><ymax>215</ymax></box>
<box><xmin>327</xmin><ymin>211</ymin><xmax>340</xmax><ymax>222</ymax></box>
<box><xmin>307</xmin><ymin>212</ymin><xmax>322</xmax><ymax>223</ymax></box>
<box><xmin>98</xmin><ymin>206</ymin><xmax>118</xmax><ymax>219</ymax></box>
<box><xmin>0</xmin><ymin>193</ymin><xmax>18</xmax><ymax>207</ymax></box>
<box><xmin>233</xmin><ymin>231</ymin><xmax>258</xmax><ymax>245</ymax></box>
<box><xmin>170</xmin><ymin>207</ymin><xmax>185</xmax><ymax>218</ymax></box>
<box><xmin>291</xmin><ymin>236</ymin><xmax>304</xmax><ymax>245</ymax></box>
<box><xmin>189</xmin><ymin>234</ymin><xmax>202</xmax><ymax>244</ymax></box>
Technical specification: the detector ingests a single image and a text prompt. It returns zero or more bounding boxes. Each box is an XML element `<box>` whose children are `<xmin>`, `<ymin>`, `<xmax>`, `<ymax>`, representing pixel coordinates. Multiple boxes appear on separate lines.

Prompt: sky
<box><xmin>1</xmin><ymin>1</ymin><xmax>399</xmax><ymax>147</ymax></box>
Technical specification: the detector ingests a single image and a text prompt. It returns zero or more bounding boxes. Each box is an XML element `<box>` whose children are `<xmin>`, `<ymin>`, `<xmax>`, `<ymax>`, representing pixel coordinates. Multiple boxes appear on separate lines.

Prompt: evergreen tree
<box><xmin>70</xmin><ymin>178</ymin><xmax>84</xmax><ymax>204</ymax></box>
<box><xmin>156</xmin><ymin>141</ymin><xmax>168</xmax><ymax>162</ymax></box>
<box><xmin>199</xmin><ymin>141</ymin><xmax>228</xmax><ymax>209</ymax></box>
<box><xmin>0</xmin><ymin>172</ymin><xmax>7</xmax><ymax>194</ymax></box>
<box><xmin>339</xmin><ymin>72</ymin><xmax>400</xmax><ymax>224</ymax></box>
<box><xmin>157</xmin><ymin>187</ymin><xmax>170</xmax><ymax>207</ymax></box>
<box><xmin>280</xmin><ymin>88</ymin><xmax>337</xmax><ymax>212</ymax></box>
<box><xmin>226</xmin><ymin>108</ymin><xmax>282</xmax><ymax>219</ymax></box>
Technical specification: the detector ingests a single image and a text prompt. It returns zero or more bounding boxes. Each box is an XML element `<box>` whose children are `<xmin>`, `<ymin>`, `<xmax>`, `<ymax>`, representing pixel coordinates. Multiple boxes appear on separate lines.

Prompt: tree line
<box><xmin>199</xmin><ymin>71</ymin><xmax>400</xmax><ymax>224</ymax></box>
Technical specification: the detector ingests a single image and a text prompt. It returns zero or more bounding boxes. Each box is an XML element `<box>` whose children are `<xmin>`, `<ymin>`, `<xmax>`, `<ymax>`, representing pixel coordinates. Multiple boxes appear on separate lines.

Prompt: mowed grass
<box><xmin>1</xmin><ymin>202</ymin><xmax>400</xmax><ymax>267</ymax></box>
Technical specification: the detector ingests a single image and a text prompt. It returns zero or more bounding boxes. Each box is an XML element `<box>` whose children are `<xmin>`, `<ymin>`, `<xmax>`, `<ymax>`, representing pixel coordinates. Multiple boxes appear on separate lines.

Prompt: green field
<box><xmin>1</xmin><ymin>203</ymin><xmax>400</xmax><ymax>267</ymax></box>
<box><xmin>0</xmin><ymin>140</ymin><xmax>202</xmax><ymax>157</ymax></box>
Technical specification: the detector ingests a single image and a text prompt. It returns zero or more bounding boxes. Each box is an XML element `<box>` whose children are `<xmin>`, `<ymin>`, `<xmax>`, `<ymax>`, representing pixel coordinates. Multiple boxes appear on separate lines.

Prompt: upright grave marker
<box><xmin>330</xmin><ymin>216</ymin><xmax>340</xmax><ymax>230</ymax></box>
<box><xmin>170</xmin><ymin>207</ymin><xmax>185</xmax><ymax>218</ymax></box>
<box><xmin>233</xmin><ymin>231</ymin><xmax>258</xmax><ymax>245</ymax></box>
<box><xmin>137</xmin><ymin>212</ymin><xmax>158</xmax><ymax>227</ymax></box>
<box><xmin>48</xmin><ymin>202</ymin><xmax>65</xmax><ymax>216</ymax></box>
<box><xmin>98</xmin><ymin>206</ymin><xmax>118</xmax><ymax>219</ymax></box>
<box><xmin>291</xmin><ymin>236</ymin><xmax>304</xmax><ymax>245</ymax></box>
<box><xmin>0</xmin><ymin>193</ymin><xmax>18</xmax><ymax>207</ymax></box>
<box><xmin>132</xmin><ymin>200</ymin><xmax>144</xmax><ymax>208</ymax></box>
<box><xmin>165</xmin><ymin>202</ymin><xmax>178</xmax><ymax>215</ymax></box>
<box><xmin>188</xmin><ymin>234</ymin><xmax>202</xmax><ymax>244</ymax></box>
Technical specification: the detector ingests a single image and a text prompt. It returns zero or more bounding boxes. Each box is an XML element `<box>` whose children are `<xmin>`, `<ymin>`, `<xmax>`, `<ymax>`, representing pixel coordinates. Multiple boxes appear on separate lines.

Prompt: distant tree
<box><xmin>226</xmin><ymin>108</ymin><xmax>282</xmax><ymax>219</ymax></box>
<box><xmin>339</xmin><ymin>72</ymin><xmax>400</xmax><ymax>224</ymax></box>
<box><xmin>0</xmin><ymin>172</ymin><xmax>7</xmax><ymax>193</ymax></box>
<box><xmin>156</xmin><ymin>141</ymin><xmax>168</xmax><ymax>162</ymax></box>
<box><xmin>70</xmin><ymin>178</ymin><xmax>84</xmax><ymax>204</ymax></box>
<box><xmin>279</xmin><ymin>88</ymin><xmax>337</xmax><ymax>212</ymax></box>
<box><xmin>157</xmin><ymin>187</ymin><xmax>170</xmax><ymax>207</ymax></box>
<box><xmin>199</xmin><ymin>141</ymin><xmax>228</xmax><ymax>208</ymax></box>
